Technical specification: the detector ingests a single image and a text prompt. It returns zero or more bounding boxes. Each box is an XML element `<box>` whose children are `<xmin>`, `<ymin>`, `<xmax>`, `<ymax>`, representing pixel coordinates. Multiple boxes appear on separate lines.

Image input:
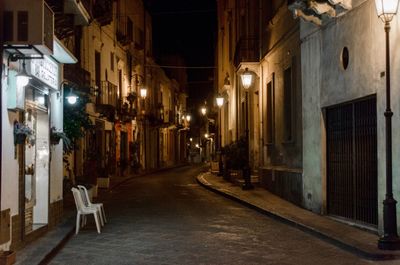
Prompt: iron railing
<box><xmin>64</xmin><ymin>64</ymin><xmax>91</xmax><ymax>93</ymax></box>
<box><xmin>97</xmin><ymin>81</ymin><xmax>117</xmax><ymax>106</ymax></box>
<box><xmin>93</xmin><ymin>0</ymin><xmax>112</xmax><ymax>26</ymax></box>
<box><xmin>116</xmin><ymin>15</ymin><xmax>133</xmax><ymax>46</ymax></box>
<box><xmin>233</xmin><ymin>37</ymin><xmax>259</xmax><ymax>67</ymax></box>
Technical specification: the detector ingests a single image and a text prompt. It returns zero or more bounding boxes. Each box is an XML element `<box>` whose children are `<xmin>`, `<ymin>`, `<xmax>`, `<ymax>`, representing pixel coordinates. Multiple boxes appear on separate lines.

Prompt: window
<box><xmin>110</xmin><ymin>52</ymin><xmax>114</xmax><ymax>71</ymax></box>
<box><xmin>283</xmin><ymin>67</ymin><xmax>293</xmax><ymax>142</ymax></box>
<box><xmin>127</xmin><ymin>17</ymin><xmax>133</xmax><ymax>42</ymax></box>
<box><xmin>17</xmin><ymin>11</ymin><xmax>28</xmax><ymax>41</ymax></box>
<box><xmin>266</xmin><ymin>73</ymin><xmax>275</xmax><ymax>144</ymax></box>
<box><xmin>4</xmin><ymin>11</ymin><xmax>13</xmax><ymax>41</ymax></box>
<box><xmin>95</xmin><ymin>51</ymin><xmax>101</xmax><ymax>104</ymax></box>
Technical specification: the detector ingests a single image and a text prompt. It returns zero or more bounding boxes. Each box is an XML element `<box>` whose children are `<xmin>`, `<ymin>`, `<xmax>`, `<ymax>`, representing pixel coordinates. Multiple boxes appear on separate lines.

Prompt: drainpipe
<box><xmin>0</xmin><ymin>0</ymin><xmax>4</xmax><ymax>210</ymax></box>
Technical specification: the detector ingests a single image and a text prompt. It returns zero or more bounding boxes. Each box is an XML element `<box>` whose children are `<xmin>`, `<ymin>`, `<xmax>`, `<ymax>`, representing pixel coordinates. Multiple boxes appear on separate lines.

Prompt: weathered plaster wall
<box><xmin>1</xmin><ymin>62</ymin><xmax>20</xmax><ymax>216</ymax></box>
<box><xmin>261</xmin><ymin>28</ymin><xmax>302</xmax><ymax>169</ymax></box>
<box><xmin>301</xmin><ymin>0</ymin><xmax>400</xmax><ymax>230</ymax></box>
<box><xmin>301</xmin><ymin>23</ymin><xmax>323</xmax><ymax>213</ymax></box>
<box><xmin>49</xmin><ymin>78</ymin><xmax>63</xmax><ymax>204</ymax></box>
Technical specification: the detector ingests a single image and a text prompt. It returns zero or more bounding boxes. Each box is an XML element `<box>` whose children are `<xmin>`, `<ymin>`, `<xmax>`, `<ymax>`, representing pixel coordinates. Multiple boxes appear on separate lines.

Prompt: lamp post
<box><xmin>375</xmin><ymin>0</ymin><xmax>400</xmax><ymax>250</ymax></box>
<box><xmin>240</xmin><ymin>68</ymin><xmax>254</xmax><ymax>190</ymax></box>
<box><xmin>140</xmin><ymin>87</ymin><xmax>147</xmax><ymax>170</ymax></box>
<box><xmin>216</xmin><ymin>95</ymin><xmax>224</xmax><ymax>176</ymax></box>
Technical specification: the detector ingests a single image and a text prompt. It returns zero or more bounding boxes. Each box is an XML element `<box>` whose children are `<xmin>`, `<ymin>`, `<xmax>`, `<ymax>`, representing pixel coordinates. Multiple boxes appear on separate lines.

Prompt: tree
<box><xmin>63</xmin><ymin>93</ymin><xmax>92</xmax><ymax>153</ymax></box>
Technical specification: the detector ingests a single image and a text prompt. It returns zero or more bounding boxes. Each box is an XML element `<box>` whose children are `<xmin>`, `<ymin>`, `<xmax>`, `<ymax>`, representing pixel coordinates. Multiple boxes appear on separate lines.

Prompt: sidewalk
<box><xmin>14</xmin><ymin>163</ymin><xmax>190</xmax><ymax>265</ymax></box>
<box><xmin>197</xmin><ymin>171</ymin><xmax>400</xmax><ymax>261</ymax></box>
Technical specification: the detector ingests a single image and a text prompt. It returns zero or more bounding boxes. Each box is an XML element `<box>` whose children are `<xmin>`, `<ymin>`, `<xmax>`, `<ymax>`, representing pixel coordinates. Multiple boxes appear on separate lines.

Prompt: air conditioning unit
<box><xmin>4</xmin><ymin>0</ymin><xmax>54</xmax><ymax>55</ymax></box>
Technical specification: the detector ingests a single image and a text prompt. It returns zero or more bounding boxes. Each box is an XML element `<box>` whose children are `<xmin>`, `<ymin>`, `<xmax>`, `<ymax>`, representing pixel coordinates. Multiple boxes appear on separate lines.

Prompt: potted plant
<box><xmin>0</xmin><ymin>250</ymin><xmax>16</xmax><ymax>265</ymax></box>
<box><xmin>50</xmin><ymin>127</ymin><xmax>72</xmax><ymax>152</ymax></box>
<box><xmin>13</xmin><ymin>121</ymin><xmax>34</xmax><ymax>145</ymax></box>
<box><xmin>223</xmin><ymin>137</ymin><xmax>247</xmax><ymax>183</ymax></box>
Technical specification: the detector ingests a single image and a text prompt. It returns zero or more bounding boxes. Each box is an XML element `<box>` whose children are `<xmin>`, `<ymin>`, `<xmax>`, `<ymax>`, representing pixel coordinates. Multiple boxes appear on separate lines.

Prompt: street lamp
<box><xmin>65</xmin><ymin>88</ymin><xmax>78</xmax><ymax>105</ymax></box>
<box><xmin>16</xmin><ymin>60</ymin><xmax>31</xmax><ymax>88</ymax></box>
<box><xmin>216</xmin><ymin>95</ymin><xmax>224</xmax><ymax>176</ymax></box>
<box><xmin>240</xmin><ymin>68</ymin><xmax>254</xmax><ymax>190</ymax></box>
<box><xmin>140</xmin><ymin>87</ymin><xmax>147</xmax><ymax>99</ymax></box>
<box><xmin>201</xmin><ymin>106</ymin><xmax>207</xmax><ymax>116</ymax></box>
<box><xmin>375</xmin><ymin>0</ymin><xmax>400</xmax><ymax>250</ymax></box>
<box><xmin>140</xmin><ymin>87</ymin><xmax>147</xmax><ymax>170</ymax></box>
<box><xmin>186</xmin><ymin>114</ymin><xmax>191</xmax><ymax>122</ymax></box>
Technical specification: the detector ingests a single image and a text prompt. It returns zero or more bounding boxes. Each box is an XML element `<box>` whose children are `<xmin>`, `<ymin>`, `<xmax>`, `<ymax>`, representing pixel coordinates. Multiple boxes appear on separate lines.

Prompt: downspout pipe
<box><xmin>0</xmin><ymin>0</ymin><xmax>4</xmax><ymax>210</ymax></box>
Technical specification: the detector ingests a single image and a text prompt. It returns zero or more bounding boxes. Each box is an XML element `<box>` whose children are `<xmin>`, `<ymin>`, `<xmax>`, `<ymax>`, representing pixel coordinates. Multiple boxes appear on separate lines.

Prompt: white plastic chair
<box><xmin>71</xmin><ymin>188</ymin><xmax>101</xmax><ymax>234</ymax></box>
<box><xmin>77</xmin><ymin>185</ymin><xmax>107</xmax><ymax>226</ymax></box>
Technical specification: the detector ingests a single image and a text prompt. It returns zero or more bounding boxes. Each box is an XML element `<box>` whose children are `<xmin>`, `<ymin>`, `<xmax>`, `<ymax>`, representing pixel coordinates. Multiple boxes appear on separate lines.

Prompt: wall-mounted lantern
<box><xmin>66</xmin><ymin>88</ymin><xmax>78</xmax><ymax>105</ymax></box>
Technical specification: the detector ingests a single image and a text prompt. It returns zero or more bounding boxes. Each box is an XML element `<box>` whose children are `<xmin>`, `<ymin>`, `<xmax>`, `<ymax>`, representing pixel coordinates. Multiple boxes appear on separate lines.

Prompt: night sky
<box><xmin>146</xmin><ymin>0</ymin><xmax>217</xmax><ymax>117</ymax></box>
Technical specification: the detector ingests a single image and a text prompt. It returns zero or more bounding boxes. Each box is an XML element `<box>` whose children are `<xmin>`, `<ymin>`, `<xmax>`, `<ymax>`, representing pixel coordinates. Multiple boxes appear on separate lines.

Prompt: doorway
<box><xmin>326</xmin><ymin>96</ymin><xmax>377</xmax><ymax>226</ymax></box>
<box><xmin>24</xmin><ymin>89</ymin><xmax>49</xmax><ymax>234</ymax></box>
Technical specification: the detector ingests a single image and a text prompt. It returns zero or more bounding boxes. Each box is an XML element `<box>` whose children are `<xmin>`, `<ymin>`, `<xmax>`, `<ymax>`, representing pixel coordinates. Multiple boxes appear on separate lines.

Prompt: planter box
<box><xmin>89</xmin><ymin>184</ymin><xmax>98</xmax><ymax>198</ymax></box>
<box><xmin>86</xmin><ymin>186</ymin><xmax>94</xmax><ymax>201</ymax></box>
<box><xmin>210</xmin><ymin>161</ymin><xmax>219</xmax><ymax>174</ymax></box>
<box><xmin>97</xmin><ymin>177</ymin><xmax>110</xmax><ymax>189</ymax></box>
<box><xmin>0</xmin><ymin>251</ymin><xmax>16</xmax><ymax>265</ymax></box>
<box><xmin>230</xmin><ymin>169</ymin><xmax>243</xmax><ymax>185</ymax></box>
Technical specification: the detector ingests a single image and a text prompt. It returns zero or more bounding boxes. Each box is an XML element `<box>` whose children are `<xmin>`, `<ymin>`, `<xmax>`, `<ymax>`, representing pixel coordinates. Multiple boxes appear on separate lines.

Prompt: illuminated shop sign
<box><xmin>30</xmin><ymin>56</ymin><xmax>59</xmax><ymax>90</ymax></box>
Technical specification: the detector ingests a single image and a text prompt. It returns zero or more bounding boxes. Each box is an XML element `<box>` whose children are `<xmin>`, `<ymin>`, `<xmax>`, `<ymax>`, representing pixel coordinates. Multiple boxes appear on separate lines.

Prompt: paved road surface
<box><xmin>49</xmin><ymin>166</ymin><xmax>397</xmax><ymax>265</ymax></box>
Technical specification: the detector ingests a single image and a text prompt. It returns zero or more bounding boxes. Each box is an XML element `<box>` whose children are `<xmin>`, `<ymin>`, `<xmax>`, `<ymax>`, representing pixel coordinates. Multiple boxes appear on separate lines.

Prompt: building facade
<box><xmin>289</xmin><ymin>0</ymin><xmax>391</xmax><ymax>231</ymax></box>
<box><xmin>217</xmin><ymin>0</ymin><xmax>400</xmax><ymax>234</ymax></box>
<box><xmin>0</xmin><ymin>0</ymin><xmax>188</xmax><ymax>252</ymax></box>
<box><xmin>1</xmin><ymin>0</ymin><xmax>89</xmax><ymax>250</ymax></box>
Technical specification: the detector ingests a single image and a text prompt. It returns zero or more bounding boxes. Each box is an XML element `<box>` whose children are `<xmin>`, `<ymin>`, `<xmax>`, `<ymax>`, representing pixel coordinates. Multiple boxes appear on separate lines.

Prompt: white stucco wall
<box><xmin>1</xmin><ymin>59</ymin><xmax>21</xmax><ymax>250</ymax></box>
<box><xmin>50</xmin><ymin>86</ymin><xmax>64</xmax><ymax>203</ymax></box>
<box><xmin>301</xmin><ymin>25</ymin><xmax>323</xmax><ymax>213</ymax></box>
<box><xmin>301</xmin><ymin>0</ymin><xmax>400</xmax><ymax>231</ymax></box>
<box><xmin>1</xmin><ymin>64</ymin><xmax>20</xmax><ymax>216</ymax></box>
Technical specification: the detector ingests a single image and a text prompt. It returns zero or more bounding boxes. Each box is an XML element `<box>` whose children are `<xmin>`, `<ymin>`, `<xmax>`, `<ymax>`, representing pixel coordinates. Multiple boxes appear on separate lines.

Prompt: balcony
<box><xmin>46</xmin><ymin>0</ymin><xmax>92</xmax><ymax>39</ymax></box>
<box><xmin>80</xmin><ymin>0</ymin><xmax>93</xmax><ymax>16</ymax></box>
<box><xmin>233</xmin><ymin>37</ymin><xmax>259</xmax><ymax>68</ymax></box>
<box><xmin>93</xmin><ymin>0</ymin><xmax>112</xmax><ymax>26</ymax></box>
<box><xmin>64</xmin><ymin>64</ymin><xmax>91</xmax><ymax>93</ymax></box>
<box><xmin>46</xmin><ymin>0</ymin><xmax>74</xmax><ymax>39</ymax></box>
<box><xmin>117</xmin><ymin>100</ymin><xmax>137</xmax><ymax>122</ymax></box>
<box><xmin>134</xmin><ymin>27</ymin><xmax>144</xmax><ymax>49</ymax></box>
<box><xmin>287</xmin><ymin>0</ymin><xmax>351</xmax><ymax>25</ymax></box>
<box><xmin>96</xmin><ymin>80</ymin><xmax>117</xmax><ymax>106</ymax></box>
<box><xmin>116</xmin><ymin>16</ymin><xmax>133</xmax><ymax>46</ymax></box>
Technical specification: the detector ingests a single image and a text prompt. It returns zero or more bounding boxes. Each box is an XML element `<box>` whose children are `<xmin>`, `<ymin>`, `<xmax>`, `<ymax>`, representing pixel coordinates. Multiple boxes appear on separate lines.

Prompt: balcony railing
<box><xmin>81</xmin><ymin>0</ymin><xmax>93</xmax><ymax>16</ymax></box>
<box><xmin>93</xmin><ymin>0</ymin><xmax>112</xmax><ymax>26</ymax></box>
<box><xmin>116</xmin><ymin>15</ymin><xmax>133</xmax><ymax>46</ymax></box>
<box><xmin>117</xmin><ymin>99</ymin><xmax>137</xmax><ymax>122</ymax></box>
<box><xmin>233</xmin><ymin>37</ymin><xmax>259</xmax><ymax>67</ymax></box>
<box><xmin>45</xmin><ymin>0</ymin><xmax>74</xmax><ymax>39</ymax></box>
<box><xmin>46</xmin><ymin>0</ymin><xmax>93</xmax><ymax>39</ymax></box>
<box><xmin>97</xmin><ymin>81</ymin><xmax>117</xmax><ymax>106</ymax></box>
<box><xmin>64</xmin><ymin>64</ymin><xmax>91</xmax><ymax>93</ymax></box>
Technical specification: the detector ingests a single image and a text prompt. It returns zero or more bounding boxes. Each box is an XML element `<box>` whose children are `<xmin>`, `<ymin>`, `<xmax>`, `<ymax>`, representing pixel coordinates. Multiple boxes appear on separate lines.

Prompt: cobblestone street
<box><xmin>49</xmin><ymin>166</ymin><xmax>399</xmax><ymax>265</ymax></box>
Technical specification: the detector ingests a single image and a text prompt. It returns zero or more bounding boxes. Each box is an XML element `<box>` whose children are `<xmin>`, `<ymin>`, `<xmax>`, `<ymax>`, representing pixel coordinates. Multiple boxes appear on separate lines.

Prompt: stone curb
<box><xmin>196</xmin><ymin>172</ymin><xmax>400</xmax><ymax>261</ymax></box>
<box><xmin>38</xmin><ymin>220</ymin><xmax>75</xmax><ymax>265</ymax></box>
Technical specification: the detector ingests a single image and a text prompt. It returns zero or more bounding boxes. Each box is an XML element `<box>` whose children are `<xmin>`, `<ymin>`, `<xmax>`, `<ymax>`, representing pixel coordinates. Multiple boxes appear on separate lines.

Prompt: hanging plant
<box><xmin>14</xmin><ymin>121</ymin><xmax>34</xmax><ymax>145</ymax></box>
<box><xmin>50</xmin><ymin>127</ymin><xmax>72</xmax><ymax>152</ymax></box>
